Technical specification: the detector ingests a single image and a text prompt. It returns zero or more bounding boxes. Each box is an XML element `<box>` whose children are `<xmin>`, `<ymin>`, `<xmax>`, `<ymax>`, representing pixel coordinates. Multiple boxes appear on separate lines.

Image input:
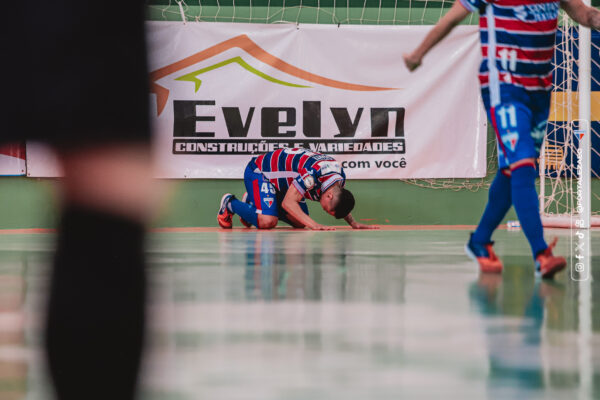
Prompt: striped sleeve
<box><xmin>293</xmin><ymin>171</ymin><xmax>316</xmax><ymax>196</ymax></box>
<box><xmin>458</xmin><ymin>0</ymin><xmax>488</xmax><ymax>13</ymax></box>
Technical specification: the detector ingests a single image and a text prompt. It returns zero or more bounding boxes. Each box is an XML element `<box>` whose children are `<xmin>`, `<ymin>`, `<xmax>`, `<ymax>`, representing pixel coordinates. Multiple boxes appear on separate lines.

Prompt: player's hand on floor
<box><xmin>352</xmin><ymin>223</ymin><xmax>380</xmax><ymax>230</ymax></box>
<box><xmin>309</xmin><ymin>224</ymin><xmax>336</xmax><ymax>231</ymax></box>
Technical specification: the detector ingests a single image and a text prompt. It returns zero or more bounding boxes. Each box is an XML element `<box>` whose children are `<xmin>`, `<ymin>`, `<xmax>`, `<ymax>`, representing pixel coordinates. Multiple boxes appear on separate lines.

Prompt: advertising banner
<box><xmin>148</xmin><ymin>22</ymin><xmax>486</xmax><ymax>179</ymax></box>
<box><xmin>26</xmin><ymin>22</ymin><xmax>486</xmax><ymax>179</ymax></box>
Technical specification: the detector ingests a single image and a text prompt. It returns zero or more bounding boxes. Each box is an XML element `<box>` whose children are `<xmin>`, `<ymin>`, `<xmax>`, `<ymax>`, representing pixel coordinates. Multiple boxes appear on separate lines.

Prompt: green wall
<box><xmin>0</xmin><ymin>176</ymin><xmax>505</xmax><ymax>229</ymax></box>
<box><xmin>0</xmin><ymin>178</ymin><xmax>58</xmax><ymax>229</ymax></box>
<box><xmin>0</xmin><ymin>175</ymin><xmax>493</xmax><ymax>229</ymax></box>
<box><xmin>0</xmin><ymin>177</ymin><xmax>600</xmax><ymax>229</ymax></box>
<box><xmin>2</xmin><ymin>176</ymin><xmax>599</xmax><ymax>229</ymax></box>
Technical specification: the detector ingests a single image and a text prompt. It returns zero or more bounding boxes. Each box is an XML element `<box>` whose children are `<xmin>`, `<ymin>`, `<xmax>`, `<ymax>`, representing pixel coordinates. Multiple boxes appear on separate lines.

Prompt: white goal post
<box><xmin>540</xmin><ymin>4</ymin><xmax>600</xmax><ymax>229</ymax></box>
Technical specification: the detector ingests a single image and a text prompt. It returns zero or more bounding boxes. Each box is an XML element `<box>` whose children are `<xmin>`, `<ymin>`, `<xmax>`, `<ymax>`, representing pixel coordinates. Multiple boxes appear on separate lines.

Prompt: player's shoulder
<box><xmin>464</xmin><ymin>0</ymin><xmax>560</xmax><ymax>11</ymax></box>
<box><xmin>313</xmin><ymin>158</ymin><xmax>344</xmax><ymax>177</ymax></box>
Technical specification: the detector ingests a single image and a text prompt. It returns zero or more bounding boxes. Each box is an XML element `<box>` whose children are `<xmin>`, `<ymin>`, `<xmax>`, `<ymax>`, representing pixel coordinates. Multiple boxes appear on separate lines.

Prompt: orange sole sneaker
<box><xmin>535</xmin><ymin>238</ymin><xmax>566</xmax><ymax>279</ymax></box>
<box><xmin>465</xmin><ymin>234</ymin><xmax>503</xmax><ymax>274</ymax></box>
<box><xmin>217</xmin><ymin>193</ymin><xmax>234</xmax><ymax>229</ymax></box>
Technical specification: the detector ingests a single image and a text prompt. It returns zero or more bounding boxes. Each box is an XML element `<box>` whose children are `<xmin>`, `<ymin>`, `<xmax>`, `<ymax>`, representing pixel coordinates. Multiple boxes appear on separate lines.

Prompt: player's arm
<box><xmin>282</xmin><ymin>185</ymin><xmax>336</xmax><ymax>231</ymax></box>
<box><xmin>403</xmin><ymin>0</ymin><xmax>471</xmax><ymax>71</ymax></box>
<box><xmin>561</xmin><ymin>0</ymin><xmax>600</xmax><ymax>30</ymax></box>
<box><xmin>343</xmin><ymin>213</ymin><xmax>380</xmax><ymax>230</ymax></box>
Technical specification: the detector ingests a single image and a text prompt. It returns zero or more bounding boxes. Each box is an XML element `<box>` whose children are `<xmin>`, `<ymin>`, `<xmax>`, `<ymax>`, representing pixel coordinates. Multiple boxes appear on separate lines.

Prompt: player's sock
<box><xmin>230</xmin><ymin>198</ymin><xmax>259</xmax><ymax>227</ymax></box>
<box><xmin>510</xmin><ymin>165</ymin><xmax>547</xmax><ymax>258</ymax></box>
<box><xmin>472</xmin><ymin>169</ymin><xmax>512</xmax><ymax>244</ymax></box>
<box><xmin>46</xmin><ymin>206</ymin><xmax>146</xmax><ymax>400</ymax></box>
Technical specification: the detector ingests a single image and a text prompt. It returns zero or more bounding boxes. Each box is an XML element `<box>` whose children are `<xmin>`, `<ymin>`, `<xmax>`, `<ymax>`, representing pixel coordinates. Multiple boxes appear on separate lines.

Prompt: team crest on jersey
<box><xmin>302</xmin><ymin>174</ymin><xmax>315</xmax><ymax>190</ymax></box>
<box><xmin>263</xmin><ymin>197</ymin><xmax>274</xmax><ymax>208</ymax></box>
<box><xmin>503</xmin><ymin>131</ymin><xmax>519</xmax><ymax>152</ymax></box>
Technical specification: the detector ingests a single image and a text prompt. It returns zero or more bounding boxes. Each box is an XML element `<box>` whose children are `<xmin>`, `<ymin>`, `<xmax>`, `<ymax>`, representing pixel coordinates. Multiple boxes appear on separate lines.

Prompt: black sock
<box><xmin>45</xmin><ymin>206</ymin><xmax>146</xmax><ymax>400</ymax></box>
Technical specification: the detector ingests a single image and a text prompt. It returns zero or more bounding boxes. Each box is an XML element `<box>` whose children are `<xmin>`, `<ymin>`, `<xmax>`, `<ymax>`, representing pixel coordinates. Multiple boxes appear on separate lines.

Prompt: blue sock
<box><xmin>510</xmin><ymin>165</ymin><xmax>547</xmax><ymax>258</ymax></box>
<box><xmin>472</xmin><ymin>169</ymin><xmax>512</xmax><ymax>244</ymax></box>
<box><xmin>230</xmin><ymin>199</ymin><xmax>259</xmax><ymax>227</ymax></box>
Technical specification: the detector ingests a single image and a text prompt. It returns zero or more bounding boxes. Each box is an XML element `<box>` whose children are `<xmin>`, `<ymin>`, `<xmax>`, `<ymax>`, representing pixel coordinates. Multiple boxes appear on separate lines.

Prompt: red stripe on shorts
<box><xmin>511</xmin><ymin>161</ymin><xmax>536</xmax><ymax>171</ymax></box>
<box><xmin>253</xmin><ymin>179</ymin><xmax>262</xmax><ymax>210</ymax></box>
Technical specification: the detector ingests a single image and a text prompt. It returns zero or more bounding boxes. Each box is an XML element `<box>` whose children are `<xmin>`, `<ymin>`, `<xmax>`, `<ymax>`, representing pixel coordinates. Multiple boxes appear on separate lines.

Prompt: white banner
<box><xmin>26</xmin><ymin>22</ymin><xmax>487</xmax><ymax>179</ymax></box>
<box><xmin>0</xmin><ymin>144</ymin><xmax>26</xmax><ymax>176</ymax></box>
<box><xmin>25</xmin><ymin>142</ymin><xmax>62</xmax><ymax>177</ymax></box>
<box><xmin>148</xmin><ymin>22</ymin><xmax>486</xmax><ymax>179</ymax></box>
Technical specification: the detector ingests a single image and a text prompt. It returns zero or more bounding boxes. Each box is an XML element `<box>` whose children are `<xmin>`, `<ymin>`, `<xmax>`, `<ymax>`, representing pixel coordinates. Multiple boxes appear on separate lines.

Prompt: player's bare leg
<box><xmin>257</xmin><ymin>215</ymin><xmax>278</xmax><ymax>229</ymax></box>
<box><xmin>46</xmin><ymin>143</ymin><xmax>158</xmax><ymax>400</ymax></box>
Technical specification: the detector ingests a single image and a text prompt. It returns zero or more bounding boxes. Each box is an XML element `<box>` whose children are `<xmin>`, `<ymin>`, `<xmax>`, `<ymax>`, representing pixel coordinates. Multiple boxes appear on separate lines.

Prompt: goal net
<box><xmin>541</xmin><ymin>13</ymin><xmax>600</xmax><ymax>227</ymax></box>
<box><xmin>147</xmin><ymin>0</ymin><xmax>478</xmax><ymax>26</ymax></box>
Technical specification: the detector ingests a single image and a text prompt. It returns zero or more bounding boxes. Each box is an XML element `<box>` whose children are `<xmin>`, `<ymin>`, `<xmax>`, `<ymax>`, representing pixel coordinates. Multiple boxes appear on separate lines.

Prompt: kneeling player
<box><xmin>217</xmin><ymin>148</ymin><xmax>378</xmax><ymax>230</ymax></box>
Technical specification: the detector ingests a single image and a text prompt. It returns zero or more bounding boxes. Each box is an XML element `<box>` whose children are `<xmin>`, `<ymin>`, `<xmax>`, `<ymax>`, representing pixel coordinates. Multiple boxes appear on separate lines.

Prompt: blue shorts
<box><xmin>244</xmin><ymin>161</ymin><xmax>309</xmax><ymax>225</ymax></box>
<box><xmin>481</xmin><ymin>87</ymin><xmax>551</xmax><ymax>170</ymax></box>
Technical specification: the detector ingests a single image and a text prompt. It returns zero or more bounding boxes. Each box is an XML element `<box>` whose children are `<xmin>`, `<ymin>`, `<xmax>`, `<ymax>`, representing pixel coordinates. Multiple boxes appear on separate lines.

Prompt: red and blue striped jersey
<box><xmin>253</xmin><ymin>148</ymin><xmax>346</xmax><ymax>201</ymax></box>
<box><xmin>459</xmin><ymin>0</ymin><xmax>564</xmax><ymax>105</ymax></box>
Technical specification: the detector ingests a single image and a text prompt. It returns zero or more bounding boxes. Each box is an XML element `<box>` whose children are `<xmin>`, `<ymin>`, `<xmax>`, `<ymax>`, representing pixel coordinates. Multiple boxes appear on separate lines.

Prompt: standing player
<box><xmin>404</xmin><ymin>0</ymin><xmax>600</xmax><ymax>278</ymax></box>
<box><xmin>218</xmin><ymin>148</ymin><xmax>378</xmax><ymax>230</ymax></box>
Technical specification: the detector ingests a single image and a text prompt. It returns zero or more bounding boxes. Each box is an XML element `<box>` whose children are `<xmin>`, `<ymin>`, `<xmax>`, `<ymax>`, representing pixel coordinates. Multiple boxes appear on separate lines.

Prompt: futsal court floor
<box><xmin>0</xmin><ymin>226</ymin><xmax>599</xmax><ymax>399</ymax></box>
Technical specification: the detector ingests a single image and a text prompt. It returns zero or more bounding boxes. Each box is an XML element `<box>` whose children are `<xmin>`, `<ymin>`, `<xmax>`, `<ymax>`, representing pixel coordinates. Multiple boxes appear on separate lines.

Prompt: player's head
<box><xmin>320</xmin><ymin>183</ymin><xmax>355</xmax><ymax>219</ymax></box>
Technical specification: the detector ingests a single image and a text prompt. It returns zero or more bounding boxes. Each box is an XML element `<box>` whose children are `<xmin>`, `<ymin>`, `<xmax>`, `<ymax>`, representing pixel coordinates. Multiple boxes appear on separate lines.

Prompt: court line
<box><xmin>0</xmin><ymin>228</ymin><xmax>56</xmax><ymax>234</ymax></box>
<box><xmin>151</xmin><ymin>225</ymin><xmax>483</xmax><ymax>232</ymax></box>
<box><xmin>0</xmin><ymin>225</ymin><xmax>512</xmax><ymax>234</ymax></box>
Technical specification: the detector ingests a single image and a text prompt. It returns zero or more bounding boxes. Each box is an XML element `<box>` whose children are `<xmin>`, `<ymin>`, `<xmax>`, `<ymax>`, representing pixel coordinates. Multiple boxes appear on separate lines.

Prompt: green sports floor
<box><xmin>0</xmin><ymin>227</ymin><xmax>598</xmax><ymax>399</ymax></box>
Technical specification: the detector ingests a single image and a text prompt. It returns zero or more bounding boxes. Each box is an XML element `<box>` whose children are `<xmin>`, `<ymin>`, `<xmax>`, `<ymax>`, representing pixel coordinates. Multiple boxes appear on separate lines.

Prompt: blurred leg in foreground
<box><xmin>2</xmin><ymin>2</ymin><xmax>155</xmax><ymax>398</ymax></box>
<box><xmin>46</xmin><ymin>146</ymin><xmax>155</xmax><ymax>400</ymax></box>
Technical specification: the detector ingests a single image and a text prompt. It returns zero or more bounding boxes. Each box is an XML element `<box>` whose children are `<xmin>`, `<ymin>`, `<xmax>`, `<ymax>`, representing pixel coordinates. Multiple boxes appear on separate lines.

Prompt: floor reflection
<box><xmin>469</xmin><ymin>261</ymin><xmax>595</xmax><ymax>397</ymax></box>
<box><xmin>220</xmin><ymin>231</ymin><xmax>407</xmax><ymax>303</ymax></box>
<box><xmin>0</xmin><ymin>256</ymin><xmax>27</xmax><ymax>400</ymax></box>
<box><xmin>0</xmin><ymin>229</ymin><xmax>597</xmax><ymax>399</ymax></box>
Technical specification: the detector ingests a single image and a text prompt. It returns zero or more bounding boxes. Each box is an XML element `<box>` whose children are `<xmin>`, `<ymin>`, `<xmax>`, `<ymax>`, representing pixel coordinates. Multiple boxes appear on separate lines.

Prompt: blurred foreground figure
<box><xmin>1</xmin><ymin>2</ymin><xmax>154</xmax><ymax>399</ymax></box>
